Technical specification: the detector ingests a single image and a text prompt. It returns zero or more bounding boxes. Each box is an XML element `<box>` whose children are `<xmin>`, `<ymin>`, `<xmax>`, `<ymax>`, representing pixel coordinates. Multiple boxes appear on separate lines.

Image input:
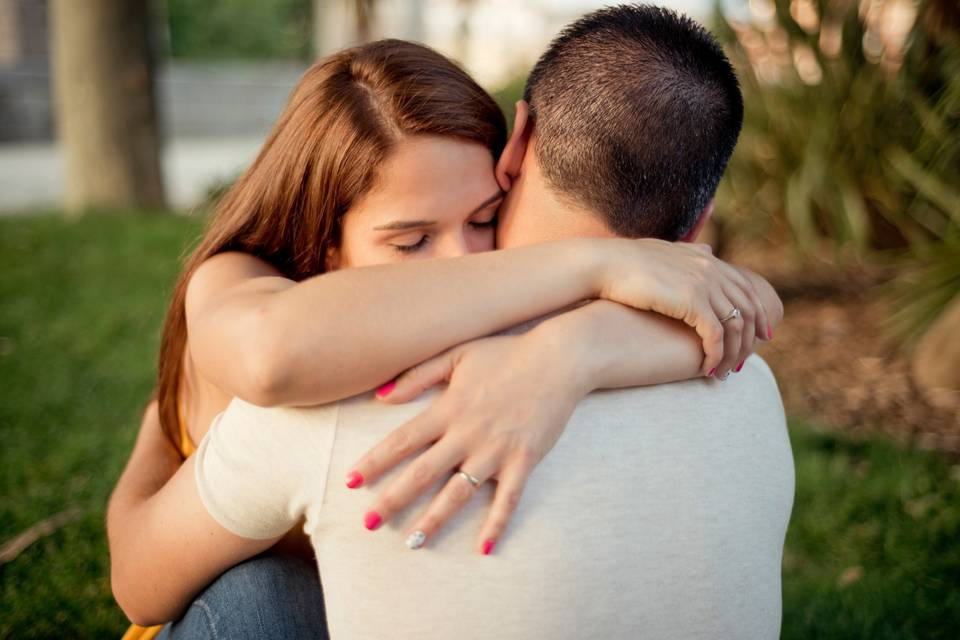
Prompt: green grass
<box><xmin>0</xmin><ymin>212</ymin><xmax>203</xmax><ymax>638</ymax></box>
<box><xmin>782</xmin><ymin>426</ymin><xmax>960</xmax><ymax>639</ymax></box>
<box><xmin>1</xmin><ymin>213</ymin><xmax>958</xmax><ymax>638</ymax></box>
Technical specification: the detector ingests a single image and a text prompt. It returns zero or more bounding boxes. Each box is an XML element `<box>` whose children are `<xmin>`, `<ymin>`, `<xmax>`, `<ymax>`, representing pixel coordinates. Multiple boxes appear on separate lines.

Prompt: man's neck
<box><xmin>499</xmin><ymin>156</ymin><xmax>615</xmax><ymax>248</ymax></box>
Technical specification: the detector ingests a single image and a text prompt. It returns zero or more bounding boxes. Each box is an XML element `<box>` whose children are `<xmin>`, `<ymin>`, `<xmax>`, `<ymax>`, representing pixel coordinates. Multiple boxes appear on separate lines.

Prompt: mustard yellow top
<box><xmin>120</xmin><ymin>410</ymin><xmax>196</xmax><ymax>640</ymax></box>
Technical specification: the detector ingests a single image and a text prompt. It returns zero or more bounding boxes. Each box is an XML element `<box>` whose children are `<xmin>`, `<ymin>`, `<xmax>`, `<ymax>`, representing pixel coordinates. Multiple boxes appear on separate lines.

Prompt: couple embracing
<box><xmin>110</xmin><ymin>5</ymin><xmax>794</xmax><ymax>639</ymax></box>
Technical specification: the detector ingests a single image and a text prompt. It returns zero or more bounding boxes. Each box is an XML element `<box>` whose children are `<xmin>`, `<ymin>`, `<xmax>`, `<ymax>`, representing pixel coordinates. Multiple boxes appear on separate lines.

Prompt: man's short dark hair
<box><xmin>524</xmin><ymin>4</ymin><xmax>744</xmax><ymax>240</ymax></box>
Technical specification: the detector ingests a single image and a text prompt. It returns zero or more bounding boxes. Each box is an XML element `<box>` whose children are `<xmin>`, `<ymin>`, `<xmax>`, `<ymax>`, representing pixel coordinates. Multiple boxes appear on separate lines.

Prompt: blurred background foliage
<box><xmin>712</xmin><ymin>0</ymin><xmax>960</xmax><ymax>343</ymax></box>
<box><xmin>165</xmin><ymin>0</ymin><xmax>312</xmax><ymax>60</ymax></box>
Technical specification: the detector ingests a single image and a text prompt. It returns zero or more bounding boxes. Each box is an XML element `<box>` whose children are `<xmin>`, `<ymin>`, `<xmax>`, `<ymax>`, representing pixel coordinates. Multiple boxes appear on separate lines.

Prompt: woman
<box><xmin>108</xmin><ymin>39</ymin><xmax>779</xmax><ymax>637</ymax></box>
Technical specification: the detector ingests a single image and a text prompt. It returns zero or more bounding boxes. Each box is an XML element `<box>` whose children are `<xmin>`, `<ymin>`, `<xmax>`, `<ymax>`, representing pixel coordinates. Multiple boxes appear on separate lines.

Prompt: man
<box><xmin>121</xmin><ymin>5</ymin><xmax>793</xmax><ymax>639</ymax></box>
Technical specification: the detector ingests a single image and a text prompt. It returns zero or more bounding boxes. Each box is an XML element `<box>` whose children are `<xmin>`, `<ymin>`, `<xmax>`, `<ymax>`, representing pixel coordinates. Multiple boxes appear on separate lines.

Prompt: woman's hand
<box><xmin>591</xmin><ymin>238</ymin><xmax>772</xmax><ymax>376</ymax></box>
<box><xmin>343</xmin><ymin>333</ymin><xmax>587</xmax><ymax>555</ymax></box>
<box><xmin>341</xmin><ymin>250</ymin><xmax>783</xmax><ymax>552</ymax></box>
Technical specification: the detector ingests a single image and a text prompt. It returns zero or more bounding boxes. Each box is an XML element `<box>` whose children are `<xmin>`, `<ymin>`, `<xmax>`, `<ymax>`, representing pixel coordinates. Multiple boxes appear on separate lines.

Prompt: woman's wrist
<box><xmin>582</xmin><ymin>236</ymin><xmax>663</xmax><ymax>303</ymax></box>
<box><xmin>521</xmin><ymin>312</ymin><xmax>599</xmax><ymax>400</ymax></box>
<box><xmin>554</xmin><ymin>237</ymin><xmax>609</xmax><ymax>302</ymax></box>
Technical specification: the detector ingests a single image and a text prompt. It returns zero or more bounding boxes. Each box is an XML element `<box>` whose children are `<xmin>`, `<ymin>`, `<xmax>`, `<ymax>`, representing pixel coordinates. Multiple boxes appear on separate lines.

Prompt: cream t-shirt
<box><xmin>195</xmin><ymin>355</ymin><xmax>794</xmax><ymax>639</ymax></box>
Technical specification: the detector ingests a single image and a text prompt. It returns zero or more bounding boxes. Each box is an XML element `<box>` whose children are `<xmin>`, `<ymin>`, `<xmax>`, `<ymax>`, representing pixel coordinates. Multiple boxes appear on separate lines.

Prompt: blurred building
<box><xmin>1</xmin><ymin>0</ymin><xmax>710</xmax><ymax>144</ymax></box>
<box><xmin>0</xmin><ymin>0</ymin><xmax>708</xmax><ymax>209</ymax></box>
<box><xmin>0</xmin><ymin>0</ymin><xmax>303</xmax><ymax>143</ymax></box>
<box><xmin>0</xmin><ymin>0</ymin><xmax>51</xmax><ymax>141</ymax></box>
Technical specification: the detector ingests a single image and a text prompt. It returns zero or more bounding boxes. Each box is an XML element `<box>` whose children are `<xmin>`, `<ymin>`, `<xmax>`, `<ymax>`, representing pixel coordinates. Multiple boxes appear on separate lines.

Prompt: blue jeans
<box><xmin>156</xmin><ymin>554</ymin><xmax>329</xmax><ymax>640</ymax></box>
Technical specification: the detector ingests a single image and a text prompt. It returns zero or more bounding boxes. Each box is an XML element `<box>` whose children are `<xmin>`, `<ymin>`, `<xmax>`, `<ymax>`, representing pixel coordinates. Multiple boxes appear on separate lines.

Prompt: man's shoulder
<box><xmin>741</xmin><ymin>353</ymin><xmax>778</xmax><ymax>386</ymax></box>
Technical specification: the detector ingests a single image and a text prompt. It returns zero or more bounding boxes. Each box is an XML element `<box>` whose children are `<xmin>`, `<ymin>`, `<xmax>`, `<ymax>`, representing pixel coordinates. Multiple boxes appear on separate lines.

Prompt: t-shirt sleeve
<box><xmin>194</xmin><ymin>398</ymin><xmax>339</xmax><ymax>540</ymax></box>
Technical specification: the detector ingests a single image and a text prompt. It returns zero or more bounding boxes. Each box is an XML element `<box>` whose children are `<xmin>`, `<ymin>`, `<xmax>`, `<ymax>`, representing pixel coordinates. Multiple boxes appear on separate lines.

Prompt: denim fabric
<box><xmin>156</xmin><ymin>554</ymin><xmax>328</xmax><ymax>640</ymax></box>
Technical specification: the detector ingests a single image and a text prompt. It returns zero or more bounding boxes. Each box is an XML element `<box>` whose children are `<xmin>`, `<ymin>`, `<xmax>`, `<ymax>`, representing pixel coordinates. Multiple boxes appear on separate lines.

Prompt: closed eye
<box><xmin>469</xmin><ymin>213</ymin><xmax>498</xmax><ymax>229</ymax></box>
<box><xmin>391</xmin><ymin>235</ymin><xmax>430</xmax><ymax>254</ymax></box>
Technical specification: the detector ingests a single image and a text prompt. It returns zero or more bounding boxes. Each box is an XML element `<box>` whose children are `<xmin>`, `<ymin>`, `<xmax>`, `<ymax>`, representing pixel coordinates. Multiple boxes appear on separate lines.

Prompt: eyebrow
<box><xmin>372</xmin><ymin>190</ymin><xmax>505</xmax><ymax>231</ymax></box>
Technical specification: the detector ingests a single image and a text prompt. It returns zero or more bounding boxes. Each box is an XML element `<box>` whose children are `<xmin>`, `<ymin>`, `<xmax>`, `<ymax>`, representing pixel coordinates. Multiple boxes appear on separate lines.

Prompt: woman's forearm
<box><xmin>529</xmin><ymin>264</ymin><xmax>783</xmax><ymax>393</ymax></box>
<box><xmin>107</xmin><ymin>402</ymin><xmax>186</xmax><ymax>622</ymax></box>
<box><xmin>108</xmin><ymin>403</ymin><xmax>274</xmax><ymax>625</ymax></box>
<box><xmin>111</xmin><ymin>459</ymin><xmax>276</xmax><ymax>626</ymax></box>
<box><xmin>191</xmin><ymin>239</ymin><xmax>604</xmax><ymax>407</ymax></box>
<box><xmin>530</xmin><ymin>300</ymin><xmax>705</xmax><ymax>394</ymax></box>
<box><xmin>107</xmin><ymin>403</ymin><xmax>181</xmax><ymax>530</ymax></box>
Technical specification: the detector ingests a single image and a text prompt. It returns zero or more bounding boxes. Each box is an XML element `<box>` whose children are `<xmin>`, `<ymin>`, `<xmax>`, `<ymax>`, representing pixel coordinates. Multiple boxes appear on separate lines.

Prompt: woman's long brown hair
<box><xmin>156</xmin><ymin>40</ymin><xmax>506</xmax><ymax>452</ymax></box>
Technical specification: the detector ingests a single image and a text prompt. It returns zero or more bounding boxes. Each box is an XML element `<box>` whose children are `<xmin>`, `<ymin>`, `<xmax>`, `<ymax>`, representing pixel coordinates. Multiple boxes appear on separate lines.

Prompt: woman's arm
<box><xmin>107</xmin><ymin>403</ymin><xmax>279</xmax><ymax>625</ymax></box>
<box><xmin>342</xmin><ymin>265</ymin><xmax>784</xmax><ymax>552</ymax></box>
<box><xmin>186</xmin><ymin>238</ymin><xmax>766</xmax><ymax>407</ymax></box>
<box><xmin>543</xmin><ymin>265</ymin><xmax>784</xmax><ymax>389</ymax></box>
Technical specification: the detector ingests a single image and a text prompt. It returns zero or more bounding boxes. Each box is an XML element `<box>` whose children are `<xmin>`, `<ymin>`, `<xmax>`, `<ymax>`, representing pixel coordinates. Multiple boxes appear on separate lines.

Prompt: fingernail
<box><xmin>375</xmin><ymin>381</ymin><xmax>396</xmax><ymax>397</ymax></box>
<box><xmin>481</xmin><ymin>539</ymin><xmax>496</xmax><ymax>555</ymax></box>
<box><xmin>345</xmin><ymin>470</ymin><xmax>364</xmax><ymax>489</ymax></box>
<box><xmin>707</xmin><ymin>367</ymin><xmax>717</xmax><ymax>377</ymax></box>
<box><xmin>406</xmin><ymin>530</ymin><xmax>426</xmax><ymax>550</ymax></box>
<box><xmin>735</xmin><ymin>360</ymin><xmax>744</xmax><ymax>373</ymax></box>
<box><xmin>767</xmin><ymin>325</ymin><xmax>774</xmax><ymax>340</ymax></box>
<box><xmin>364</xmin><ymin>511</ymin><xmax>382</xmax><ymax>530</ymax></box>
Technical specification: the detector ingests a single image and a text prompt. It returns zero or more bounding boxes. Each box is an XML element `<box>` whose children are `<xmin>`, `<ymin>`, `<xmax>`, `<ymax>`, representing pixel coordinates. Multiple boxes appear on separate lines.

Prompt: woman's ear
<box><xmin>680</xmin><ymin>199</ymin><xmax>715</xmax><ymax>242</ymax></box>
<box><xmin>324</xmin><ymin>244</ymin><xmax>341</xmax><ymax>271</ymax></box>
<box><xmin>495</xmin><ymin>100</ymin><xmax>533</xmax><ymax>192</ymax></box>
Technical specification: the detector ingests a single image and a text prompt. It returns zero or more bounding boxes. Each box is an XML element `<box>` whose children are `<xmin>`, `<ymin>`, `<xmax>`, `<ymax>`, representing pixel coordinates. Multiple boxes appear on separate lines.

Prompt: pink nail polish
<box><xmin>364</xmin><ymin>511</ymin><xmax>382</xmax><ymax>530</ymax></box>
<box><xmin>345</xmin><ymin>470</ymin><xmax>364</xmax><ymax>489</ymax></box>
<box><xmin>735</xmin><ymin>361</ymin><xmax>744</xmax><ymax>373</ymax></box>
<box><xmin>481</xmin><ymin>539</ymin><xmax>496</xmax><ymax>555</ymax></box>
<box><xmin>767</xmin><ymin>325</ymin><xmax>774</xmax><ymax>340</ymax></box>
<box><xmin>708</xmin><ymin>367</ymin><xmax>717</xmax><ymax>377</ymax></box>
<box><xmin>376</xmin><ymin>381</ymin><xmax>396</xmax><ymax>397</ymax></box>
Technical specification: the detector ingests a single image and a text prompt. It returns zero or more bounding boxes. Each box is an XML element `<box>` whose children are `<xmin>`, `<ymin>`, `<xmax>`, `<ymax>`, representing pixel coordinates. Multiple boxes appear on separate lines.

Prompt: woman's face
<box><xmin>328</xmin><ymin>135</ymin><xmax>503</xmax><ymax>270</ymax></box>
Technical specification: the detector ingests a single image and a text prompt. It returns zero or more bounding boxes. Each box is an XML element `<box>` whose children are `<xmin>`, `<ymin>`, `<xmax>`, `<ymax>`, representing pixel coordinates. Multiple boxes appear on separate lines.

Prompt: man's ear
<box><xmin>495</xmin><ymin>100</ymin><xmax>533</xmax><ymax>192</ymax></box>
<box><xmin>680</xmin><ymin>199</ymin><xmax>715</xmax><ymax>242</ymax></box>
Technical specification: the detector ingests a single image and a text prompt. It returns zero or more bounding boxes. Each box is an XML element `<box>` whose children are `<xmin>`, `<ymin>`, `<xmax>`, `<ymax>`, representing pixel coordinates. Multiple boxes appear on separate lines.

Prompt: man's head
<box><xmin>496</xmin><ymin>4</ymin><xmax>743</xmax><ymax>248</ymax></box>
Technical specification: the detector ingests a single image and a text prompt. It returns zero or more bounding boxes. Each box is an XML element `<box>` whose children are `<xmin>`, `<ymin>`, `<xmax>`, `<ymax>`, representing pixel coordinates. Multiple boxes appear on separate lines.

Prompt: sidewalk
<box><xmin>0</xmin><ymin>136</ymin><xmax>264</xmax><ymax>214</ymax></box>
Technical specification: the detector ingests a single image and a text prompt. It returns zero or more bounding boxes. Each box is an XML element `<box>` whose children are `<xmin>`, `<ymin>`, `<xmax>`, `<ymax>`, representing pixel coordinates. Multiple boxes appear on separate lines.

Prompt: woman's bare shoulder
<box><xmin>185</xmin><ymin>252</ymin><xmax>287</xmax><ymax>316</ymax></box>
<box><xmin>191</xmin><ymin>251</ymin><xmax>281</xmax><ymax>288</ymax></box>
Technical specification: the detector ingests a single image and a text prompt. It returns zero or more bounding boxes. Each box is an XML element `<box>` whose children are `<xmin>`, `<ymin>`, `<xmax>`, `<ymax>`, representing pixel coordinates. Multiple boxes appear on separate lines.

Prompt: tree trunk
<box><xmin>50</xmin><ymin>0</ymin><xmax>166</xmax><ymax>215</ymax></box>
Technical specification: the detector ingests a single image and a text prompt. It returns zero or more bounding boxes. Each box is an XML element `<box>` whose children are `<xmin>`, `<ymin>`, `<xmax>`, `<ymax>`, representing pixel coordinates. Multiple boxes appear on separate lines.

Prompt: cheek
<box><xmin>337</xmin><ymin>237</ymin><xmax>394</xmax><ymax>268</ymax></box>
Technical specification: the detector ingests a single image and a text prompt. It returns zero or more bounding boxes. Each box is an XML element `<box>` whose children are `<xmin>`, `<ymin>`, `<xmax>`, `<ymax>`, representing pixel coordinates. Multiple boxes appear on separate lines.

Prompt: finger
<box><xmin>712</xmin><ymin>291</ymin><xmax>742</xmax><ymax>379</ymax></box>
<box><xmin>363</xmin><ymin>435</ymin><xmax>465</xmax><ymax>530</ymax></box>
<box><xmin>345</xmin><ymin>409</ymin><xmax>444</xmax><ymax>489</ymax></box>
<box><xmin>689</xmin><ymin>296</ymin><xmax>725</xmax><ymax>376</ymax></box>
<box><xmin>693</xmin><ymin>286</ymin><xmax>731</xmax><ymax>375</ymax></box>
<box><xmin>376</xmin><ymin>350</ymin><xmax>457</xmax><ymax>404</ymax></box>
<box><xmin>474</xmin><ymin>453</ymin><xmax>537</xmax><ymax>555</ymax></box>
<box><xmin>721</xmin><ymin>282</ymin><xmax>755</xmax><ymax>374</ymax></box>
<box><xmin>716</xmin><ymin>262</ymin><xmax>768</xmax><ymax>342</ymax></box>
<box><xmin>402</xmin><ymin>455</ymin><xmax>499</xmax><ymax>550</ymax></box>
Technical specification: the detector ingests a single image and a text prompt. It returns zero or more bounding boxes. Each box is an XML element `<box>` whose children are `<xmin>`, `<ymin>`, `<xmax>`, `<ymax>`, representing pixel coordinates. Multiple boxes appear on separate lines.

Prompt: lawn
<box><xmin>1</xmin><ymin>213</ymin><xmax>958</xmax><ymax>638</ymax></box>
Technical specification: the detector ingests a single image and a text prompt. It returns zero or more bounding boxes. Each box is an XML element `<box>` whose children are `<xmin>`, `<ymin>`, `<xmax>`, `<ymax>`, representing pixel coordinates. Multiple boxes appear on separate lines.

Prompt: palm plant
<box><xmin>714</xmin><ymin>0</ymin><xmax>959</xmax><ymax>343</ymax></box>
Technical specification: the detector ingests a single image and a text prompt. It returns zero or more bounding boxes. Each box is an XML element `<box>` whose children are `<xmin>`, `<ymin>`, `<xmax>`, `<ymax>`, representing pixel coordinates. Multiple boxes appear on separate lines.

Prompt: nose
<box><xmin>432</xmin><ymin>231</ymin><xmax>471</xmax><ymax>259</ymax></box>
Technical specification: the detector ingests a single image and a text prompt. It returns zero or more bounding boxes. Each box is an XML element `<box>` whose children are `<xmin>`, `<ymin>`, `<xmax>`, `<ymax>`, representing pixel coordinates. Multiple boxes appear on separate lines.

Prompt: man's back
<box><xmin>197</xmin><ymin>356</ymin><xmax>793</xmax><ymax>639</ymax></box>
